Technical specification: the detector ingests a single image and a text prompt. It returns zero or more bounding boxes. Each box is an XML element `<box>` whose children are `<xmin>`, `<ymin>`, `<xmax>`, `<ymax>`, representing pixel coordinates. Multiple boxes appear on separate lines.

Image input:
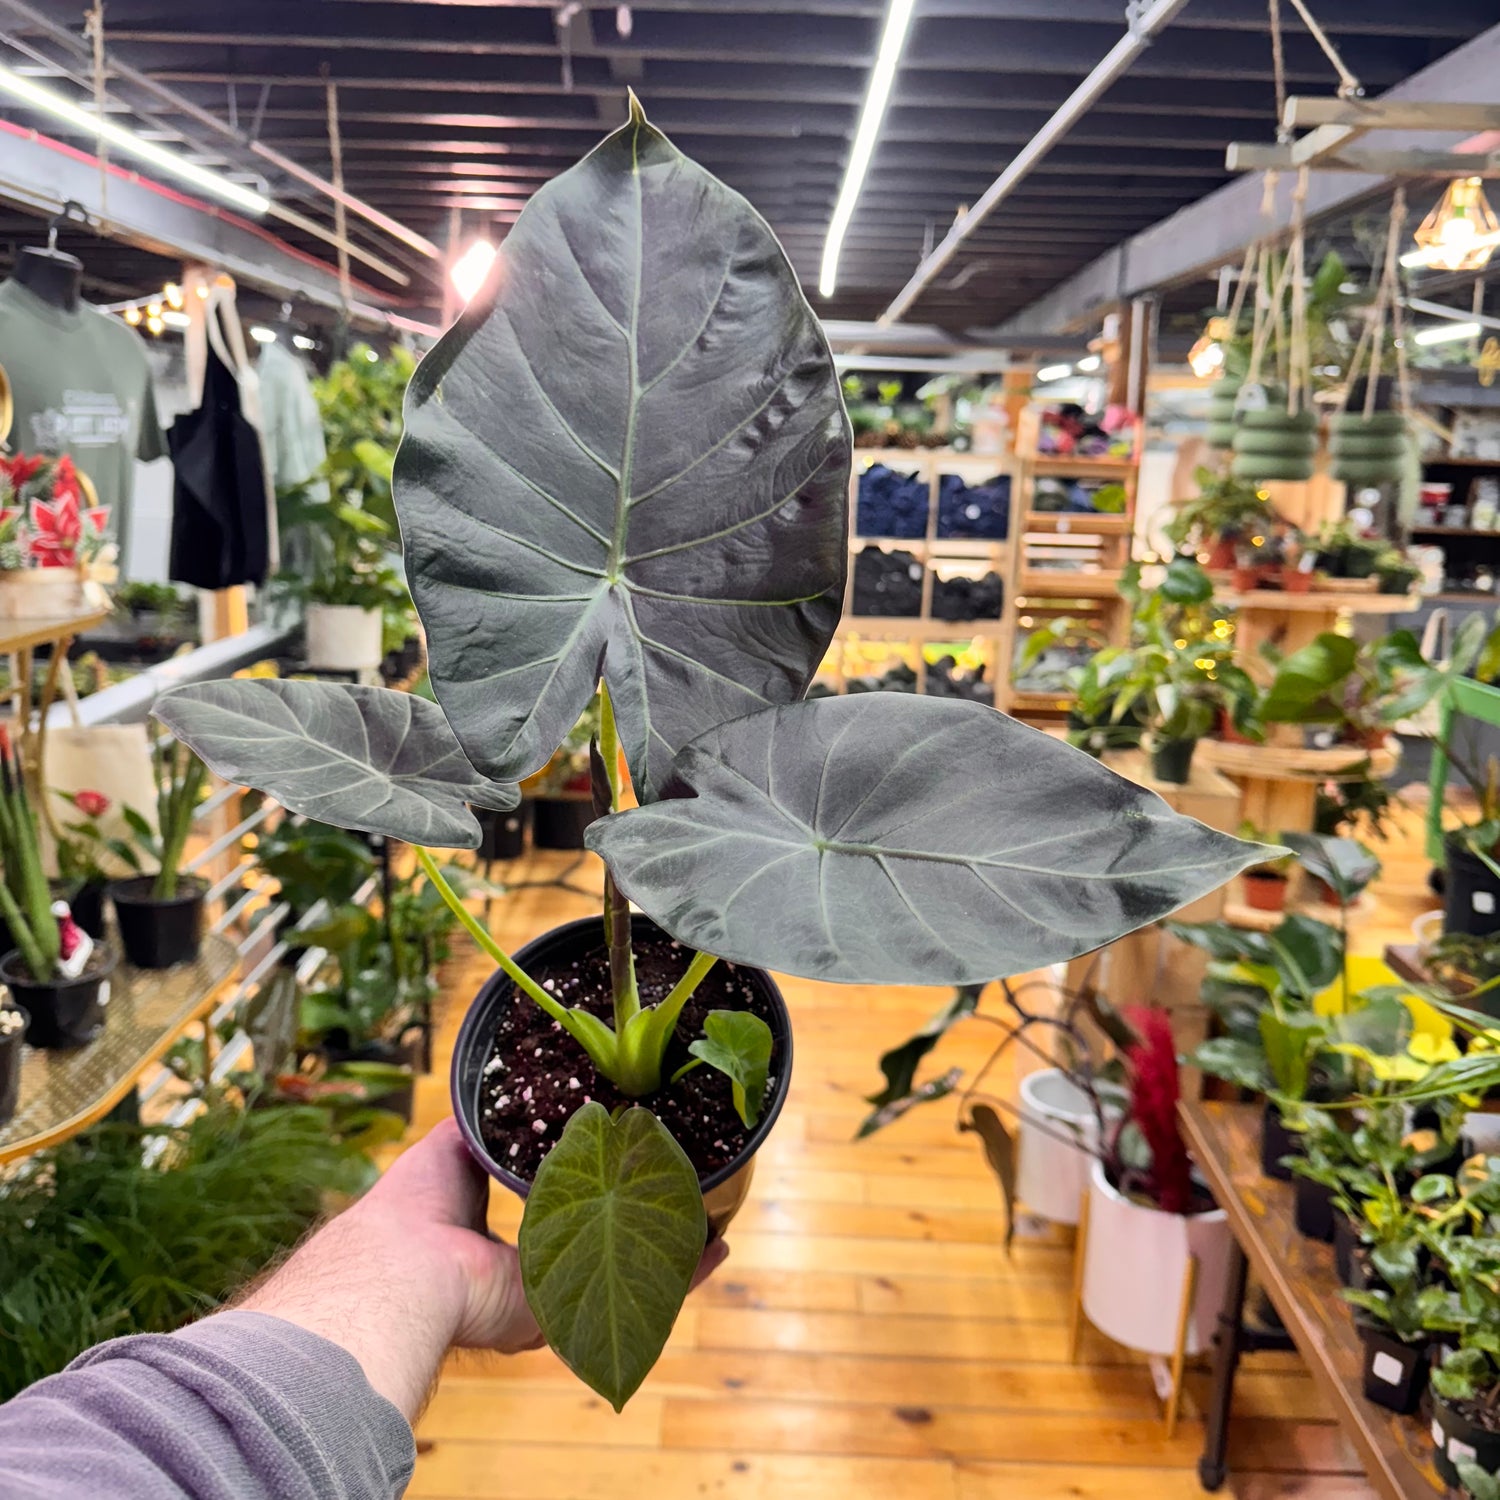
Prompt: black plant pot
<box><xmin>109</xmin><ymin>876</ymin><xmax>207</xmax><ymax>970</ymax></box>
<box><xmin>1294</xmin><ymin>1174</ymin><xmax>1336</xmax><ymax>1242</ymax></box>
<box><xmin>1357</xmin><ymin>1320</ymin><xmax>1428</xmax><ymax>1414</ymax></box>
<box><xmin>530</xmin><ymin>796</ymin><xmax>595</xmax><ymax>851</ymax></box>
<box><xmin>451</xmin><ymin>914</ymin><xmax>793</xmax><ymax>1240</ymax></box>
<box><xmin>1260</xmin><ymin>1102</ymin><xmax>1298</xmax><ymax>1181</ymax></box>
<box><xmin>0</xmin><ymin>946</ymin><xmax>117</xmax><ymax>1049</ymax></box>
<box><xmin>0</xmin><ymin>1005</ymin><xmax>26</xmax><ymax>1122</ymax></box>
<box><xmin>1333</xmin><ymin>1212</ymin><xmax>1366</xmax><ymax>1288</ymax></box>
<box><xmin>474</xmin><ymin>802</ymin><xmax>531</xmax><ymax>862</ymax></box>
<box><xmin>321</xmin><ymin>1030</ymin><xmax>422</xmax><ymax>1124</ymax></box>
<box><xmin>1149</xmin><ymin>737</ymin><xmax>1197</xmax><ymax>785</ymax></box>
<box><xmin>1445</xmin><ymin>835</ymin><xmax>1500</xmax><ymax>938</ymax></box>
<box><xmin>1434</xmin><ymin>1394</ymin><xmax>1500</xmax><ymax>1489</ymax></box>
<box><xmin>55</xmin><ymin>879</ymin><xmax>107</xmax><ymax>941</ymax></box>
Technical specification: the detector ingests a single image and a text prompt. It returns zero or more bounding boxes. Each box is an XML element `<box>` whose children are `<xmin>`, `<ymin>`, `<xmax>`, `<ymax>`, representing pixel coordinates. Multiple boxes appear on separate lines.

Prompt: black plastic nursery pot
<box><xmin>1259</xmin><ymin>1101</ymin><xmax>1298</xmax><ymax>1182</ymax></box>
<box><xmin>1332</xmin><ymin>1212</ymin><xmax>1367</xmax><ymax>1289</ymax></box>
<box><xmin>1434</xmin><ymin>1393</ymin><xmax>1500</xmax><ymax>1489</ymax></box>
<box><xmin>0</xmin><ymin>1004</ymin><xmax>26</xmax><ymax>1122</ymax></box>
<box><xmin>1357</xmin><ymin>1319</ymin><xmax>1428</xmax><ymax>1414</ymax></box>
<box><xmin>1294</xmin><ymin>1173</ymin><xmax>1336</xmax><ymax>1242</ymax></box>
<box><xmin>1444</xmin><ymin>835</ymin><xmax>1500</xmax><ymax>938</ymax></box>
<box><xmin>322</xmin><ymin>1030</ymin><xmax>424</xmax><ymax>1123</ymax></box>
<box><xmin>58</xmin><ymin>879</ymin><xmax>107</xmax><ymax>941</ymax></box>
<box><xmin>1150</xmin><ymin>737</ymin><xmax>1197</xmax><ymax>785</ymax></box>
<box><xmin>451</xmin><ymin>915</ymin><xmax>793</xmax><ymax>1239</ymax></box>
<box><xmin>109</xmin><ymin>875</ymin><xmax>207</xmax><ymax>970</ymax></box>
<box><xmin>474</xmin><ymin>802</ymin><xmax>532</xmax><ymax>862</ymax></box>
<box><xmin>0</xmin><ymin>946</ymin><xmax>117</xmax><ymax>1049</ymax></box>
<box><xmin>529</xmin><ymin>795</ymin><xmax>595</xmax><ymax>851</ymax></box>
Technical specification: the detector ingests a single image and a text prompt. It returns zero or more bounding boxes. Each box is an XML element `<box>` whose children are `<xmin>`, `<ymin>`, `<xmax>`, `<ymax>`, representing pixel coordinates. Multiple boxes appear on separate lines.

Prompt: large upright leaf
<box><xmin>394</xmin><ymin>99</ymin><xmax>850</xmax><ymax>802</ymax></box>
<box><xmin>588</xmin><ymin>695</ymin><xmax>1269</xmax><ymax>985</ymax></box>
<box><xmin>518</xmin><ymin>1103</ymin><xmax>705</xmax><ymax>1411</ymax></box>
<box><xmin>153</xmin><ymin>679</ymin><xmax>518</xmax><ymax>848</ymax></box>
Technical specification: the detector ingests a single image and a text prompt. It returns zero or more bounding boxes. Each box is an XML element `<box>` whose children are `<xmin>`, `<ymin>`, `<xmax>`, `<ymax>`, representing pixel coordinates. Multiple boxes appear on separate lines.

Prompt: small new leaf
<box><xmin>687</xmin><ymin>1010</ymin><xmax>774</xmax><ymax>1128</ymax></box>
<box><xmin>518</xmin><ymin>1104</ymin><xmax>706</xmax><ymax>1411</ymax></box>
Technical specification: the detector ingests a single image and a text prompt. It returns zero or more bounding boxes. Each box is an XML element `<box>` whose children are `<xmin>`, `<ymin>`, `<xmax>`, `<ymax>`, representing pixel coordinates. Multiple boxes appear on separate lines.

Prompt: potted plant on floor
<box><xmin>0</xmin><ymin>731</ymin><xmax>114</xmax><ymax>1048</ymax></box>
<box><xmin>151</xmin><ymin>101</ymin><xmax>1266</xmax><ymax>1411</ymax></box>
<box><xmin>106</xmin><ymin>735</ymin><xmax>210</xmax><ymax>970</ymax></box>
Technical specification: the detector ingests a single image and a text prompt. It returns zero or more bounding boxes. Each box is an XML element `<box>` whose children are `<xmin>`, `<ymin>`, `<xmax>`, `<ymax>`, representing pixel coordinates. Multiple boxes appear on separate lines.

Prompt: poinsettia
<box><xmin>27</xmin><ymin>485</ymin><xmax>110</xmax><ymax>568</ymax></box>
<box><xmin>0</xmin><ymin>454</ymin><xmax>44</xmax><ymax>489</ymax></box>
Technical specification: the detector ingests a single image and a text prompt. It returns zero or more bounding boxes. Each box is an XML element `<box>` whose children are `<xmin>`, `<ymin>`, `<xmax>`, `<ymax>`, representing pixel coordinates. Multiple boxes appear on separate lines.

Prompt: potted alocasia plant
<box><xmin>151</xmin><ymin>100</ymin><xmax>1265</xmax><ymax>1411</ymax></box>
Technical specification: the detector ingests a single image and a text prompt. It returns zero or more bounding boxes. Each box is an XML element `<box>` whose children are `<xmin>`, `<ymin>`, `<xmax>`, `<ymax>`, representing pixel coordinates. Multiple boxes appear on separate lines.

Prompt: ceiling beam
<box><xmin>992</xmin><ymin>19</ymin><xmax>1500</xmax><ymax>336</ymax></box>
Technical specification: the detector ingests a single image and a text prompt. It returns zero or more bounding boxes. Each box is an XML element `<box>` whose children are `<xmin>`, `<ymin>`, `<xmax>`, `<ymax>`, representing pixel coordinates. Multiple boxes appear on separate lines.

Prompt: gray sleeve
<box><xmin>0</xmin><ymin>1310</ymin><xmax>416</xmax><ymax>1500</ymax></box>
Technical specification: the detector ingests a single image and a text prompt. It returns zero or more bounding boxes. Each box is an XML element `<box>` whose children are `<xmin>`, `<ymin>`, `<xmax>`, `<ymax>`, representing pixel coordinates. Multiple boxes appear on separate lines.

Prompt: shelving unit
<box><xmin>832</xmin><ymin>448</ymin><xmax>1015</xmax><ymax>700</ymax></box>
<box><xmin>1006</xmin><ymin>450</ymin><xmax>1139</xmax><ymax>718</ymax></box>
<box><xmin>1409</xmin><ymin>452</ymin><xmax>1500</xmax><ymax>594</ymax></box>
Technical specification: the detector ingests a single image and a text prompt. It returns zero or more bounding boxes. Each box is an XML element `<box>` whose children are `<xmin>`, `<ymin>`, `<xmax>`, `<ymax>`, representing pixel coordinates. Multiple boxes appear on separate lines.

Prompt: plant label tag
<box><xmin>53</xmin><ymin>901</ymin><xmax>92</xmax><ymax>981</ymax></box>
<box><xmin>1370</xmin><ymin>1351</ymin><xmax>1403</xmax><ymax>1386</ymax></box>
<box><xmin>97</xmin><ymin>981</ymin><xmax>110</xmax><ymax>1009</ymax></box>
<box><xmin>1057</xmin><ymin>518</ymin><xmax>1071</xmax><ymax>533</ymax></box>
<box><xmin>1238</xmin><ymin>383</ymin><xmax>1270</xmax><ymax>412</ymax></box>
<box><xmin>1450</xmin><ymin>1438</ymin><xmax>1478</xmax><ymax>1465</ymax></box>
<box><xmin>1475</xmin><ymin>891</ymin><xmax>1497</xmax><ymax>916</ymax></box>
<box><xmin>1433</xmin><ymin>1419</ymin><xmax>1445</xmax><ymax>1447</ymax></box>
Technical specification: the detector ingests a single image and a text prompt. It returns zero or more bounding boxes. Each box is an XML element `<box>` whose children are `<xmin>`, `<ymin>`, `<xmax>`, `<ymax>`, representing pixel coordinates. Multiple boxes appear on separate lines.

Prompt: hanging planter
<box><xmin>1205</xmin><ymin>375</ymin><xmax>1242</xmax><ymax>452</ymax></box>
<box><xmin>1230</xmin><ymin>402</ymin><xmax>1318</xmax><ymax>483</ymax></box>
<box><xmin>1330</xmin><ymin>411</ymin><xmax>1408</xmax><ymax>488</ymax></box>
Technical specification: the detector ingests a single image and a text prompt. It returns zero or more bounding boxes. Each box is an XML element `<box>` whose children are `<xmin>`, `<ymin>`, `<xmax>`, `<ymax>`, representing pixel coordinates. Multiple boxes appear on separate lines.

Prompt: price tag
<box><xmin>1370</xmin><ymin>1350</ymin><xmax>1404</xmax><ymax>1386</ymax></box>
<box><xmin>1475</xmin><ymin>891</ymin><xmax>1497</xmax><ymax>916</ymax></box>
<box><xmin>1449</xmin><ymin>1438</ymin><xmax>1478</xmax><ymax>1465</ymax></box>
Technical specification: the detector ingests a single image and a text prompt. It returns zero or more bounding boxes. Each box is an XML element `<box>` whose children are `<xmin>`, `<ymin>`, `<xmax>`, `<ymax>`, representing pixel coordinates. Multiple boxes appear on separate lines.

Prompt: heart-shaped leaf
<box><xmin>1260</xmin><ymin>632</ymin><xmax>1359</xmax><ymax>723</ymax></box>
<box><xmin>868</xmin><ymin>985</ymin><xmax>983</xmax><ymax>1108</ymax></box>
<box><xmin>1281</xmin><ymin>832</ymin><xmax>1381</xmax><ymax>906</ymax></box>
<box><xmin>589</xmin><ymin>695</ymin><xmax>1269</xmax><ymax>985</ymax></box>
<box><xmin>394</xmin><ymin>99</ymin><xmax>850</xmax><ymax>802</ymax></box>
<box><xmin>153</xmin><ymin>679</ymin><xmax>517</xmax><ymax>848</ymax></box>
<box><xmin>856</xmin><ymin>1067</ymin><xmax>964</xmax><ymax>1139</ymax></box>
<box><xmin>518</xmin><ymin>1102</ymin><xmax>706</xmax><ymax>1411</ymax></box>
<box><xmin>687</xmin><ymin>1009</ymin><xmax>773</xmax><ymax>1127</ymax></box>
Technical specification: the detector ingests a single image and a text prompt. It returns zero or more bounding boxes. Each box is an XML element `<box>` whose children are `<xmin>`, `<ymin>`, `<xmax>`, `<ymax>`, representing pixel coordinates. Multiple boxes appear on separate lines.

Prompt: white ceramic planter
<box><xmin>1080</xmin><ymin>1158</ymin><xmax>1231</xmax><ymax>1357</ymax></box>
<box><xmin>1015</xmin><ymin>1068</ymin><xmax>1104</xmax><ymax>1225</ymax></box>
<box><xmin>305</xmin><ymin>604</ymin><xmax>383</xmax><ymax>672</ymax></box>
<box><xmin>0</xmin><ymin>568</ymin><xmax>85</xmax><ymax>619</ymax></box>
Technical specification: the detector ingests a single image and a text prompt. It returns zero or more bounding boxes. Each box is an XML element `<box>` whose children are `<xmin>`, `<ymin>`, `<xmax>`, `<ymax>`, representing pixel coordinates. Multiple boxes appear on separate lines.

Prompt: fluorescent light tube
<box><xmin>1413</xmin><ymin>321</ymin><xmax>1482</xmax><ymax>346</ymax></box>
<box><xmin>818</xmin><ymin>0</ymin><xmax>916</xmax><ymax>300</ymax></box>
<box><xmin>0</xmin><ymin>61</ymin><xmax>270</xmax><ymax>216</ymax></box>
<box><xmin>1076</xmin><ymin>355</ymin><xmax>1102</xmax><ymax>372</ymax></box>
<box><xmin>1036</xmin><ymin>363</ymin><xmax>1073</xmax><ymax>382</ymax></box>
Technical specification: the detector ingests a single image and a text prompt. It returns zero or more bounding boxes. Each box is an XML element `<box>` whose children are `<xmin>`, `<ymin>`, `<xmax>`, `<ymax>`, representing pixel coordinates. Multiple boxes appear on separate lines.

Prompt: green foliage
<box><xmin>865</xmin><ymin>985</ymin><xmax>983</xmax><ymax>1111</ymax></box>
<box><xmin>252</xmin><ymin>817</ymin><xmax>376</xmax><ymax>922</ymax></box>
<box><xmin>1163</xmin><ymin>467</ymin><xmax>1275</xmax><ymax>549</ymax></box>
<box><xmin>0</xmin><ymin>1097</ymin><xmax>373</xmax><ymax>1399</ymax></box>
<box><xmin>0</xmin><ymin>732</ymin><xmax>59</xmax><ymax>978</ymax></box>
<box><xmin>1280</xmin><ymin>832</ymin><xmax>1381</xmax><ymax>906</ymax></box>
<box><xmin>313</xmin><ymin>343</ymin><xmax>415</xmax><ymax>534</ymax></box>
<box><xmin>683</xmin><ymin>1010</ymin><xmax>774</xmax><ymax>1128</ymax></box>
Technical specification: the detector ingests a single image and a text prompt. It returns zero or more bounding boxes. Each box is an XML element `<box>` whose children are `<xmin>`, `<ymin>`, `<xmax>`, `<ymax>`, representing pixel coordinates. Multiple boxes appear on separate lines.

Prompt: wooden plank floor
<box><xmin>400</xmin><ymin>796</ymin><xmax>1447</xmax><ymax>1500</ymax></box>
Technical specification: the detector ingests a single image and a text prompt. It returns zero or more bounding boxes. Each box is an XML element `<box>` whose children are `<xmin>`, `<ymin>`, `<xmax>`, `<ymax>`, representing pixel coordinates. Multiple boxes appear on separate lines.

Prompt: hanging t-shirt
<box><xmin>0</xmin><ymin>278</ymin><xmax>166</xmax><ymax>567</ymax></box>
<box><xmin>256</xmin><ymin>340</ymin><xmax>327</xmax><ymax>495</ymax></box>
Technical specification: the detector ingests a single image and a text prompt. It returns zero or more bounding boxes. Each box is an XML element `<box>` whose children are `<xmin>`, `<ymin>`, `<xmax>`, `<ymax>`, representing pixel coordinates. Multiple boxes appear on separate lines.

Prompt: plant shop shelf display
<box><xmin>152</xmin><ymin>102</ymin><xmax>1266</xmax><ymax>1411</ymax></box>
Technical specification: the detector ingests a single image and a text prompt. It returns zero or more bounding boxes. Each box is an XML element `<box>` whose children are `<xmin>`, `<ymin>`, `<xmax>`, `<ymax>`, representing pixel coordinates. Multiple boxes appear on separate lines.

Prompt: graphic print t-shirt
<box><xmin>0</xmin><ymin>278</ymin><xmax>167</xmax><ymax>563</ymax></box>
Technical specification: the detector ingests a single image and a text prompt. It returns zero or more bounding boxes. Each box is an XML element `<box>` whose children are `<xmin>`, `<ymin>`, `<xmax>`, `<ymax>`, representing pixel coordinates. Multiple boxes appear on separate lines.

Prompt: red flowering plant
<box><xmin>54</xmin><ymin>787</ymin><xmax>137</xmax><ymax>894</ymax></box>
<box><xmin>859</xmin><ymin>981</ymin><xmax>1214</xmax><ymax>1242</ymax></box>
<box><xmin>0</xmin><ymin>453</ymin><xmax>112</xmax><ymax>573</ymax></box>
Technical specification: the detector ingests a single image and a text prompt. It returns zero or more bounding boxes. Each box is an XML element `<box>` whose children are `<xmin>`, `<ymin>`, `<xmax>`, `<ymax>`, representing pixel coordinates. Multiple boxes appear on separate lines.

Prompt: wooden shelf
<box><xmin>0</xmin><ymin>608</ymin><xmax>110</xmax><ymax>657</ymax></box>
<box><xmin>848</xmin><ymin>536</ymin><xmax>1007</xmax><ymax>559</ymax></box>
<box><xmin>1017</xmin><ymin>571</ymin><xmax>1129</xmax><ymax>598</ymax></box>
<box><xmin>838</xmin><ymin>616</ymin><xmax>1003</xmax><ymax>641</ymax></box>
<box><xmin>1422</xmin><ymin>455</ymin><xmax>1500</xmax><ymax>468</ymax></box>
<box><xmin>0</xmin><ymin>935</ymin><xmax>238</xmax><ymax>1164</ymax></box>
<box><xmin>1221</xmin><ymin>590</ymin><xmax>1420</xmax><ymax>614</ymax></box>
<box><xmin>1223</xmin><ymin>891</ymin><xmax>1374</xmax><ymax>932</ymax></box>
<box><xmin>1408</xmin><ymin>526</ymin><xmax>1500</xmax><ymax>538</ymax></box>
<box><xmin>1008</xmin><ymin>688</ymin><xmax>1076</xmax><ymax>713</ymax></box>
<box><xmin>1019</xmin><ymin>456</ymin><xmax>1138</xmax><ymax>478</ymax></box>
<box><xmin>1198</xmin><ymin>735</ymin><xmax>1400</xmax><ymax>783</ymax></box>
<box><xmin>1022</xmin><ymin>512</ymin><xmax>1132</xmax><ymax>534</ymax></box>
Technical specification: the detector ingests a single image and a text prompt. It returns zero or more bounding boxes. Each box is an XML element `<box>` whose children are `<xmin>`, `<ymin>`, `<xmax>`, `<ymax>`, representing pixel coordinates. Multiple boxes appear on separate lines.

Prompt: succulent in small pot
<box><xmin>0</xmin><ymin>1000</ymin><xmax>26</xmax><ymax>1123</ymax></box>
<box><xmin>105</xmin><ymin>734</ymin><xmax>210</xmax><ymax>970</ymax></box>
<box><xmin>0</xmin><ymin>730</ymin><xmax>115</xmax><ymax>1048</ymax></box>
<box><xmin>151</xmin><ymin>99</ymin><xmax>1266</xmax><ymax>1412</ymax></box>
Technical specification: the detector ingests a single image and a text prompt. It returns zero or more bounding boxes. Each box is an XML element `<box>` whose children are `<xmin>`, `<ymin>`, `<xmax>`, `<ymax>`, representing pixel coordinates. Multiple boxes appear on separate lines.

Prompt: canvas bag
<box><xmin>40</xmin><ymin>668</ymin><xmax>159</xmax><ymax>878</ymax></box>
<box><xmin>1394</xmin><ymin>608</ymin><xmax>1449</xmax><ymax>739</ymax></box>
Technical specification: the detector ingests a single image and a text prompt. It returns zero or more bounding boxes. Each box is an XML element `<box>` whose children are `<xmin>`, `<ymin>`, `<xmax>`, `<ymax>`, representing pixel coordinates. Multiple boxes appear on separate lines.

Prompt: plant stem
<box><xmin>414</xmin><ymin>846</ymin><xmax>572</xmax><ymax>1029</ymax></box>
<box><xmin>596</xmin><ymin>683</ymin><xmax>639</xmax><ymax>1030</ymax></box>
<box><xmin>652</xmin><ymin>949</ymin><xmax>718</xmax><ymax>1040</ymax></box>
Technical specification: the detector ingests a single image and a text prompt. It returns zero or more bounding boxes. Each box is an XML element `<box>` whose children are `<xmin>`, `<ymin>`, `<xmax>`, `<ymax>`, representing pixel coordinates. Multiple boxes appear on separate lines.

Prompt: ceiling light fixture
<box><xmin>1076</xmin><ymin>355</ymin><xmax>1102</xmax><ymax>373</ymax></box>
<box><xmin>249</xmin><ymin>325</ymin><xmax>277</xmax><ymax>344</ymax></box>
<box><xmin>450</xmin><ymin>239</ymin><xmax>499</xmax><ymax>305</ymax></box>
<box><xmin>0</xmin><ymin>61</ymin><xmax>270</xmax><ymax>217</ymax></box>
<box><xmin>1036</xmin><ymin>363</ymin><xmax>1072</xmax><ymax>382</ymax></box>
<box><xmin>818</xmin><ymin>0</ymin><xmax>917</xmax><ymax>300</ymax></box>
<box><xmin>1413</xmin><ymin>321</ymin><xmax>1482</xmax><ymax>346</ymax></box>
<box><xmin>1408</xmin><ymin>177</ymin><xmax>1500</xmax><ymax>273</ymax></box>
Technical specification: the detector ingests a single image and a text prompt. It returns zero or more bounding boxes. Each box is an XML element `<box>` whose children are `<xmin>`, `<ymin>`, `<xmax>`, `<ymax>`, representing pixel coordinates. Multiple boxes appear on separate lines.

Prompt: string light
<box><xmin>164</xmin><ymin>282</ymin><xmax>184</xmax><ymax>310</ymax></box>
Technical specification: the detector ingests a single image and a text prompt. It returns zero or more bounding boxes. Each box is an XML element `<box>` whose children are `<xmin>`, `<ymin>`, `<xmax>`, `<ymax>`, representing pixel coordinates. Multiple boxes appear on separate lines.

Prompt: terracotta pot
<box><xmin>1217</xmin><ymin>708</ymin><xmax>1255</xmax><ymax>746</ymax></box>
<box><xmin>1205</xmin><ymin>537</ymin><xmax>1237</xmax><ymax>571</ymax></box>
<box><xmin>1243</xmin><ymin>870</ymin><xmax>1289</xmax><ymax>911</ymax></box>
<box><xmin>1281</xmin><ymin>565</ymin><xmax>1314</xmax><ymax>594</ymax></box>
<box><xmin>1232</xmin><ymin>565</ymin><xmax>1264</xmax><ymax>592</ymax></box>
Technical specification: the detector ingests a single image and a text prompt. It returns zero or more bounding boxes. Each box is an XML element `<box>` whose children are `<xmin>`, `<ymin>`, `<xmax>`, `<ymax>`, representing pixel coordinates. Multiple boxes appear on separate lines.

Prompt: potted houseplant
<box><xmin>1239</xmin><ymin>822</ymin><xmax>1293</xmax><ymax>911</ymax></box>
<box><xmin>1163</xmin><ymin>467</ymin><xmax>1276</xmax><ymax>571</ymax></box>
<box><xmin>53</xmin><ymin>788</ymin><xmax>120</xmax><ymax>940</ymax></box>
<box><xmin>106</xmin><ymin>736</ymin><xmax>209</xmax><ymax>969</ymax></box>
<box><xmin>0</xmin><ymin>730</ymin><xmax>115</xmax><ymax>1047</ymax></box>
<box><xmin>0</xmin><ymin>994</ymin><xmax>26</xmax><ymax>1123</ymax></box>
<box><xmin>0</xmin><ymin>453</ymin><xmax>114</xmax><ymax>619</ymax></box>
<box><xmin>151</xmin><ymin>102</ymin><xmax>1265</xmax><ymax>1411</ymax></box>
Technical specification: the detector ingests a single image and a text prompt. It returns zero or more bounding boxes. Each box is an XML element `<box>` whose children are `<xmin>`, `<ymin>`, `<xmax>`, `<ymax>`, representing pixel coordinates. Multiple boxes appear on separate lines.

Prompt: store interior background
<box><xmin>7</xmin><ymin>3</ymin><xmax>1500</xmax><ymax>1498</ymax></box>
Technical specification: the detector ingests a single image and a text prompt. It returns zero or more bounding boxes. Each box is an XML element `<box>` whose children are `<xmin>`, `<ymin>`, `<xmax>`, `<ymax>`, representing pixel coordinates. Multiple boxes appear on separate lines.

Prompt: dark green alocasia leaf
<box><xmin>1280</xmin><ymin>832</ymin><xmax>1381</xmax><ymax>905</ymax></box>
<box><xmin>394</xmin><ymin>100</ymin><xmax>850</xmax><ymax>802</ymax></box>
<box><xmin>153</xmin><ymin>679</ymin><xmax>517</xmax><ymax>848</ymax></box>
<box><xmin>687</xmin><ymin>1010</ymin><xmax>774</xmax><ymax>1127</ymax></box>
<box><xmin>961</xmin><ymin>1101</ymin><xmax>1018</xmax><ymax>1250</ymax></box>
<box><xmin>518</xmin><ymin>1103</ymin><xmax>705</xmax><ymax>1411</ymax></box>
<box><xmin>1265</xmin><ymin>913</ymin><xmax>1343</xmax><ymax>998</ymax></box>
<box><xmin>589</xmin><ymin>695</ymin><xmax>1270</xmax><ymax>985</ymax></box>
<box><xmin>867</xmin><ymin>985</ymin><xmax>983</xmax><ymax>1108</ymax></box>
<box><xmin>856</xmin><ymin>1067</ymin><xmax>964</xmax><ymax>1139</ymax></box>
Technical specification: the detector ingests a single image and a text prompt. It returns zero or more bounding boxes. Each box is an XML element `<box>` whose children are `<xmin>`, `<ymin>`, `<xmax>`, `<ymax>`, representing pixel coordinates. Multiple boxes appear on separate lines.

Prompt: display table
<box><xmin>1181</xmin><ymin>1099</ymin><xmax>1442</xmax><ymax>1498</ymax></box>
<box><xmin>0</xmin><ymin>934</ymin><xmax>238</xmax><ymax>1163</ymax></box>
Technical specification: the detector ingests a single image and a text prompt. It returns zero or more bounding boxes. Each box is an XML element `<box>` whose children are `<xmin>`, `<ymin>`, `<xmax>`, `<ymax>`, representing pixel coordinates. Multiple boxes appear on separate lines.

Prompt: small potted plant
<box><xmin>1163</xmin><ymin>467</ymin><xmax>1276</xmax><ymax>571</ymax></box>
<box><xmin>0</xmin><ymin>453</ymin><xmax>114</xmax><ymax>619</ymax></box>
<box><xmin>1239</xmin><ymin>822</ymin><xmax>1293</xmax><ymax>910</ymax></box>
<box><xmin>0</xmin><ymin>993</ymin><xmax>27</xmax><ymax>1123</ymax></box>
<box><xmin>0</xmin><ymin>731</ymin><xmax>115</xmax><ymax>1048</ymax></box>
<box><xmin>1373</xmin><ymin>548</ymin><xmax>1423</xmax><ymax>597</ymax></box>
<box><xmin>152</xmin><ymin>102</ymin><xmax>1265</xmax><ymax>1410</ymax></box>
<box><xmin>107</xmin><ymin>736</ymin><xmax>209</xmax><ymax>970</ymax></box>
<box><xmin>53</xmin><ymin>788</ymin><xmax>117</xmax><ymax>940</ymax></box>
